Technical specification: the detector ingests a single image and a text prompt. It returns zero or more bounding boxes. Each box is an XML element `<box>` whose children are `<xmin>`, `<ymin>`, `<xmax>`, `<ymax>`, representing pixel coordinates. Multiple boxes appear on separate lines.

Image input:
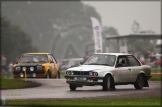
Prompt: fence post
<box><xmin>23</xmin><ymin>68</ymin><xmax>27</xmax><ymax>81</ymax></box>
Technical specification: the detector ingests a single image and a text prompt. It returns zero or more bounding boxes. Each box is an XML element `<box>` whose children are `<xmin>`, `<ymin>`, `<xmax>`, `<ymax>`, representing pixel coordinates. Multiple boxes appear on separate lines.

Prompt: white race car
<box><xmin>65</xmin><ymin>53</ymin><xmax>152</xmax><ymax>90</ymax></box>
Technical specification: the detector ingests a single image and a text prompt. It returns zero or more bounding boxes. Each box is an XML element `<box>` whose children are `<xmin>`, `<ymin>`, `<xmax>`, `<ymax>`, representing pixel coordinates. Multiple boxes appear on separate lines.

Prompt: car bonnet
<box><xmin>67</xmin><ymin>65</ymin><xmax>114</xmax><ymax>72</ymax></box>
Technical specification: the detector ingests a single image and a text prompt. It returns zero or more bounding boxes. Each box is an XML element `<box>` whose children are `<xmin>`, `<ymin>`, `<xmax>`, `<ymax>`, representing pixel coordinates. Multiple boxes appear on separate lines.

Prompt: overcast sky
<box><xmin>82</xmin><ymin>1</ymin><xmax>161</xmax><ymax>35</ymax></box>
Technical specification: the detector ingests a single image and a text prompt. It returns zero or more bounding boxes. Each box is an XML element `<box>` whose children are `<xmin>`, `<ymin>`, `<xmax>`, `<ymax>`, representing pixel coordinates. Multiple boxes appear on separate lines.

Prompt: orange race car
<box><xmin>13</xmin><ymin>53</ymin><xmax>60</xmax><ymax>79</ymax></box>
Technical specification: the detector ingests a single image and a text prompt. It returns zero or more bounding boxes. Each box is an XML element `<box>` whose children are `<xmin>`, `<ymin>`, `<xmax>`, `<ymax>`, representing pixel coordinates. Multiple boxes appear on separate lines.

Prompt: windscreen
<box><xmin>19</xmin><ymin>54</ymin><xmax>48</xmax><ymax>63</ymax></box>
<box><xmin>83</xmin><ymin>54</ymin><xmax>116</xmax><ymax>66</ymax></box>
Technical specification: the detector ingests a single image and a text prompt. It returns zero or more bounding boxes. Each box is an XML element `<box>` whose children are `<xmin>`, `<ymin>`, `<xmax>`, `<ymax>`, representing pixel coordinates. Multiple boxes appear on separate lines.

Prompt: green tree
<box><xmin>102</xmin><ymin>26</ymin><xmax>119</xmax><ymax>36</ymax></box>
<box><xmin>1</xmin><ymin>16</ymin><xmax>38</xmax><ymax>63</ymax></box>
<box><xmin>1</xmin><ymin>1</ymin><xmax>102</xmax><ymax>59</ymax></box>
<box><xmin>2</xmin><ymin>1</ymin><xmax>122</xmax><ymax>58</ymax></box>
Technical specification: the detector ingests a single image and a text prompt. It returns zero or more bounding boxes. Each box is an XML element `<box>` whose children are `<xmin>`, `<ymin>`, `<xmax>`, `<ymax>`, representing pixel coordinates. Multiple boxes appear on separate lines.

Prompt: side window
<box><xmin>51</xmin><ymin>55</ymin><xmax>56</xmax><ymax>63</ymax></box>
<box><xmin>49</xmin><ymin>55</ymin><xmax>56</xmax><ymax>63</ymax></box>
<box><xmin>127</xmin><ymin>55</ymin><xmax>140</xmax><ymax>66</ymax></box>
<box><xmin>48</xmin><ymin>55</ymin><xmax>54</xmax><ymax>63</ymax></box>
<box><xmin>116</xmin><ymin>56</ymin><xmax>129</xmax><ymax>67</ymax></box>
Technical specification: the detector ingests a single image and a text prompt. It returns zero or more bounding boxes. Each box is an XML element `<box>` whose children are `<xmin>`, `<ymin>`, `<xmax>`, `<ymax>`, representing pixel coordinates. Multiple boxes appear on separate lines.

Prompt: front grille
<box><xmin>73</xmin><ymin>71</ymin><xmax>89</xmax><ymax>75</ymax></box>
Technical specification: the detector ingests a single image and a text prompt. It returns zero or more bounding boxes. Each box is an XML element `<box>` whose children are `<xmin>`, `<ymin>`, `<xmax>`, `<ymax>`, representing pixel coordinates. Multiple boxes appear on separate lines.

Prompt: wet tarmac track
<box><xmin>1</xmin><ymin>79</ymin><xmax>161</xmax><ymax>100</ymax></box>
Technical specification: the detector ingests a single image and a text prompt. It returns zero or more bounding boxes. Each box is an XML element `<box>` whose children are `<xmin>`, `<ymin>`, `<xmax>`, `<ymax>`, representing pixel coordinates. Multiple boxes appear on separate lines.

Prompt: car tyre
<box><xmin>46</xmin><ymin>71</ymin><xmax>51</xmax><ymax>79</ymax></box>
<box><xmin>55</xmin><ymin>71</ymin><xmax>60</xmax><ymax>79</ymax></box>
<box><xmin>134</xmin><ymin>74</ymin><xmax>144</xmax><ymax>89</ymax></box>
<box><xmin>57</xmin><ymin>71</ymin><xmax>60</xmax><ymax>79</ymax></box>
<box><xmin>69</xmin><ymin>84</ymin><xmax>76</xmax><ymax>91</ymax></box>
<box><xmin>103</xmin><ymin>75</ymin><xmax>111</xmax><ymax>90</ymax></box>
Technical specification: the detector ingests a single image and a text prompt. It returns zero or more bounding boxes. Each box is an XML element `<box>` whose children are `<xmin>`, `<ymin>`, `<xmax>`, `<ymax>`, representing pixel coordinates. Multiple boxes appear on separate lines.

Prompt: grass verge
<box><xmin>149</xmin><ymin>76</ymin><xmax>161</xmax><ymax>81</ymax></box>
<box><xmin>0</xmin><ymin>78</ymin><xmax>41</xmax><ymax>90</ymax></box>
<box><xmin>1</xmin><ymin>78</ymin><xmax>28</xmax><ymax>89</ymax></box>
<box><xmin>60</xmin><ymin>71</ymin><xmax>65</xmax><ymax>79</ymax></box>
<box><xmin>1</xmin><ymin>97</ymin><xmax>161</xmax><ymax>106</ymax></box>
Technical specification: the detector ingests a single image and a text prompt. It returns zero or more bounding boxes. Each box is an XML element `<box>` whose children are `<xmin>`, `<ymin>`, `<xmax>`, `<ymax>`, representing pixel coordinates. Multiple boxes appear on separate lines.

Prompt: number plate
<box><xmin>76</xmin><ymin>77</ymin><xmax>86</xmax><ymax>81</ymax></box>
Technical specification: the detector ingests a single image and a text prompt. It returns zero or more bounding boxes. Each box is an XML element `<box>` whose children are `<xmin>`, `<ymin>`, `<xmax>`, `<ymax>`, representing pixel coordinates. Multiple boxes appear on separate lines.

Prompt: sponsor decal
<box><xmin>87</xmin><ymin>69</ymin><xmax>101</xmax><ymax>72</ymax></box>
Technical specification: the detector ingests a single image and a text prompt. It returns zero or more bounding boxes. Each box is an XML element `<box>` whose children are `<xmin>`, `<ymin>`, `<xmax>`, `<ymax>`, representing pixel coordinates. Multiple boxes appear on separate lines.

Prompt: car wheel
<box><xmin>69</xmin><ymin>84</ymin><xmax>77</xmax><ymax>91</ymax></box>
<box><xmin>103</xmin><ymin>75</ymin><xmax>111</xmax><ymax>90</ymax></box>
<box><xmin>57</xmin><ymin>71</ymin><xmax>60</xmax><ymax>79</ymax></box>
<box><xmin>54</xmin><ymin>72</ymin><xmax>57</xmax><ymax>79</ymax></box>
<box><xmin>55</xmin><ymin>71</ymin><xmax>60</xmax><ymax>79</ymax></box>
<box><xmin>134</xmin><ymin>74</ymin><xmax>144</xmax><ymax>89</ymax></box>
<box><xmin>46</xmin><ymin>71</ymin><xmax>51</xmax><ymax>79</ymax></box>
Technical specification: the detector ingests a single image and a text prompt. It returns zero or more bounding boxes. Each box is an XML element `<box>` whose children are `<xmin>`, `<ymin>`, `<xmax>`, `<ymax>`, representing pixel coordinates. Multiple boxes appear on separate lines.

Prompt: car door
<box><xmin>49</xmin><ymin>54</ymin><xmax>59</xmax><ymax>77</ymax></box>
<box><xmin>115</xmin><ymin>55</ymin><xmax>132</xmax><ymax>82</ymax></box>
<box><xmin>127</xmin><ymin>55</ymin><xmax>142</xmax><ymax>82</ymax></box>
<box><xmin>48</xmin><ymin>55</ymin><xmax>55</xmax><ymax>77</ymax></box>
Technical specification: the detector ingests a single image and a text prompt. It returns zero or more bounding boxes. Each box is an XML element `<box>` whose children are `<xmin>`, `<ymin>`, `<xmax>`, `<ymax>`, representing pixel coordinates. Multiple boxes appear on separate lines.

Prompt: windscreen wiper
<box><xmin>84</xmin><ymin>63</ymin><xmax>97</xmax><ymax>65</ymax></box>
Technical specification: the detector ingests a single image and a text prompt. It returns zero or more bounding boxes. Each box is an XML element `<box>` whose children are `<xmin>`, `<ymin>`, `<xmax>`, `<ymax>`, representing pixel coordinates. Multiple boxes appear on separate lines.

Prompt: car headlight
<box><xmin>15</xmin><ymin>67</ymin><xmax>20</xmax><ymax>71</ymax></box>
<box><xmin>20</xmin><ymin>73</ymin><xmax>24</xmax><ymax>77</ymax></box>
<box><xmin>89</xmin><ymin>72</ymin><xmax>93</xmax><ymax>76</ymax></box>
<box><xmin>32</xmin><ymin>73</ymin><xmax>36</xmax><ymax>77</ymax></box>
<box><xmin>89</xmin><ymin>72</ymin><xmax>98</xmax><ymax>76</ymax></box>
<box><xmin>22</xmin><ymin>67</ymin><xmax>26</xmax><ymax>71</ymax></box>
<box><xmin>94</xmin><ymin>72</ymin><xmax>98</xmax><ymax>76</ymax></box>
<box><xmin>66</xmin><ymin>71</ymin><xmax>74</xmax><ymax>75</ymax></box>
<box><xmin>66</xmin><ymin>71</ymin><xmax>72</xmax><ymax>75</ymax></box>
<box><xmin>30</xmin><ymin>67</ymin><xmax>34</xmax><ymax>71</ymax></box>
<box><xmin>71</xmin><ymin>71</ymin><xmax>74</xmax><ymax>75</ymax></box>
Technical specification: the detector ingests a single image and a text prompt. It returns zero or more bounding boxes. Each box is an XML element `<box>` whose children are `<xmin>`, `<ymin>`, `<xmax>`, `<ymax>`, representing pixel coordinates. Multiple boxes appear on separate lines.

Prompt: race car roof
<box><xmin>94</xmin><ymin>53</ymin><xmax>131</xmax><ymax>56</ymax></box>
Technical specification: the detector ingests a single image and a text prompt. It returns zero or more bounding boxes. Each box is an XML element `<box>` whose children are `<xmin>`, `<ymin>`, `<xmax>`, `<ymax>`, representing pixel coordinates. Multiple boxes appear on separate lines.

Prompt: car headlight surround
<box><xmin>37</xmin><ymin>66</ymin><xmax>43</xmax><ymax>70</ymax></box>
<box><xmin>66</xmin><ymin>71</ymin><xmax>68</xmax><ymax>75</ymax></box>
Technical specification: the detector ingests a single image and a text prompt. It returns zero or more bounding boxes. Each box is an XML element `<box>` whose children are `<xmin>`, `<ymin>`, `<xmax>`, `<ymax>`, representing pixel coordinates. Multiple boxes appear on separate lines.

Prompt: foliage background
<box><xmin>1</xmin><ymin>16</ymin><xmax>38</xmax><ymax>63</ymax></box>
<box><xmin>1</xmin><ymin>1</ymin><xmax>155</xmax><ymax>64</ymax></box>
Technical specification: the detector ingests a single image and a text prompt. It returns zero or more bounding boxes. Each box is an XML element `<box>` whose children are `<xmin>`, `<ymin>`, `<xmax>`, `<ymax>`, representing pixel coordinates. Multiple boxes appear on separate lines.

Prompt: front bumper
<box><xmin>13</xmin><ymin>70</ymin><xmax>45</xmax><ymax>74</ymax></box>
<box><xmin>65</xmin><ymin>75</ymin><xmax>104</xmax><ymax>86</ymax></box>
